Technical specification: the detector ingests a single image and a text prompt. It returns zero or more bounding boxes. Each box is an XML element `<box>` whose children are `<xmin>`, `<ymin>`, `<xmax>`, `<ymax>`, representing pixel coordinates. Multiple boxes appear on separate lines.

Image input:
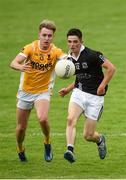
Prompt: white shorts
<box><xmin>70</xmin><ymin>88</ymin><xmax>104</xmax><ymax>120</ymax></box>
<box><xmin>17</xmin><ymin>90</ymin><xmax>51</xmax><ymax>110</ymax></box>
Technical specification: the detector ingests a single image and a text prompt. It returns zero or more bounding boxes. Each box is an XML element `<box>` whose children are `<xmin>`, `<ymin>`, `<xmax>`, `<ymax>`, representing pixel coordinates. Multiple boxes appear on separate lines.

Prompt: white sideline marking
<box><xmin>1</xmin><ymin>132</ymin><xmax>126</xmax><ymax>138</ymax></box>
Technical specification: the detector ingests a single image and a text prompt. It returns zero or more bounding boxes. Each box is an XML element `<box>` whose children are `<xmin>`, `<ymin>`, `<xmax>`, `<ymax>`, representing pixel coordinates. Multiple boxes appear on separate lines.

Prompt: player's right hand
<box><xmin>21</xmin><ymin>61</ymin><xmax>31</xmax><ymax>73</ymax></box>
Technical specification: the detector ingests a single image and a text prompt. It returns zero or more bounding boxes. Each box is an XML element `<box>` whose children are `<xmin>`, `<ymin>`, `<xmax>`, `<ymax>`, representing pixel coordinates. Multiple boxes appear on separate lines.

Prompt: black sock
<box><xmin>68</xmin><ymin>146</ymin><xmax>74</xmax><ymax>152</ymax></box>
<box><xmin>97</xmin><ymin>136</ymin><xmax>102</xmax><ymax>146</ymax></box>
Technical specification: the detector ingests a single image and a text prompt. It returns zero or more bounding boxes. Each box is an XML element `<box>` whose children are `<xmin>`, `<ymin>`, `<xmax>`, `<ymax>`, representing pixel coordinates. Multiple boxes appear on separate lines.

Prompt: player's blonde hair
<box><xmin>39</xmin><ymin>19</ymin><xmax>56</xmax><ymax>32</ymax></box>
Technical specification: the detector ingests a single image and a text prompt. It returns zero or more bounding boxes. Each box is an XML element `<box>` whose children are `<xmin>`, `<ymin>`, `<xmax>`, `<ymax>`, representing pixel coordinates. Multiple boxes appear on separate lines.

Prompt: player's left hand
<box><xmin>97</xmin><ymin>85</ymin><xmax>105</xmax><ymax>95</ymax></box>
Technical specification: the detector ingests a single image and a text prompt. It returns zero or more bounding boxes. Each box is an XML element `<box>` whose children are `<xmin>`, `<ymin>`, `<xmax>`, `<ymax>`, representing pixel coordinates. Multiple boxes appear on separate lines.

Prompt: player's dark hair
<box><xmin>67</xmin><ymin>28</ymin><xmax>82</xmax><ymax>39</ymax></box>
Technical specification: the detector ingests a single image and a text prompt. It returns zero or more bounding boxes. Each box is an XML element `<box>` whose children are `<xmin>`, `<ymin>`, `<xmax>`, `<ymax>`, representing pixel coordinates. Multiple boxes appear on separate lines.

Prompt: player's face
<box><xmin>39</xmin><ymin>27</ymin><xmax>54</xmax><ymax>50</ymax></box>
<box><xmin>67</xmin><ymin>36</ymin><xmax>82</xmax><ymax>56</ymax></box>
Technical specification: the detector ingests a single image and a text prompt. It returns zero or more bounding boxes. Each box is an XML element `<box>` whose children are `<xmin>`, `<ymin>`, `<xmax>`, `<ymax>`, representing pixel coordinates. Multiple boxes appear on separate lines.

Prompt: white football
<box><xmin>55</xmin><ymin>59</ymin><xmax>75</xmax><ymax>79</ymax></box>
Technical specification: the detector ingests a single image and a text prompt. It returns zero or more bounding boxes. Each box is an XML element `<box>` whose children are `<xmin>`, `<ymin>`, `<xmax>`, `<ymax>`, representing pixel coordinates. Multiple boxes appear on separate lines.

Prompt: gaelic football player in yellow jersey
<box><xmin>10</xmin><ymin>19</ymin><xmax>66</xmax><ymax>162</ymax></box>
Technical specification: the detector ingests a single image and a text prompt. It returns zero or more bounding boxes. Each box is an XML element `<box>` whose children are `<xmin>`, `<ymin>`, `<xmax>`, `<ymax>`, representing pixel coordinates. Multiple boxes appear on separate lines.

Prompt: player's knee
<box><xmin>84</xmin><ymin>132</ymin><xmax>94</xmax><ymax>141</ymax></box>
<box><xmin>67</xmin><ymin>116</ymin><xmax>75</xmax><ymax>127</ymax></box>
<box><xmin>38</xmin><ymin>115</ymin><xmax>48</xmax><ymax>125</ymax></box>
<box><xmin>16</xmin><ymin>125</ymin><xmax>26</xmax><ymax>133</ymax></box>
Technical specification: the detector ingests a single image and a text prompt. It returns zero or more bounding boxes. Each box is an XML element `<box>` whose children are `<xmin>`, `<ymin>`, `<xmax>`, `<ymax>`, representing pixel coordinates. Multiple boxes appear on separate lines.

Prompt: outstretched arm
<box><xmin>59</xmin><ymin>82</ymin><xmax>75</xmax><ymax>97</ymax></box>
<box><xmin>97</xmin><ymin>59</ymin><xmax>116</xmax><ymax>95</ymax></box>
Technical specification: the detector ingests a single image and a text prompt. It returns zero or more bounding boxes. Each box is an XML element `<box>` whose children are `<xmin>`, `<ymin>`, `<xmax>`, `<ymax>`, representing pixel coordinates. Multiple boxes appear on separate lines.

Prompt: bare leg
<box><xmin>83</xmin><ymin>118</ymin><xmax>100</xmax><ymax>143</ymax></box>
<box><xmin>35</xmin><ymin>99</ymin><xmax>50</xmax><ymax>143</ymax></box>
<box><xmin>35</xmin><ymin>99</ymin><xmax>53</xmax><ymax>162</ymax></box>
<box><xmin>64</xmin><ymin>102</ymin><xmax>83</xmax><ymax>163</ymax></box>
<box><xmin>84</xmin><ymin>118</ymin><xmax>107</xmax><ymax>159</ymax></box>
<box><xmin>16</xmin><ymin>108</ymin><xmax>31</xmax><ymax>151</ymax></box>
<box><xmin>66</xmin><ymin>102</ymin><xmax>83</xmax><ymax>146</ymax></box>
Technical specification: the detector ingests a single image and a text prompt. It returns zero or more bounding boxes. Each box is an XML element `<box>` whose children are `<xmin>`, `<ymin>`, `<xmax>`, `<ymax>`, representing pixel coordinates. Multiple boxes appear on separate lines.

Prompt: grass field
<box><xmin>0</xmin><ymin>0</ymin><xmax>126</xmax><ymax>179</ymax></box>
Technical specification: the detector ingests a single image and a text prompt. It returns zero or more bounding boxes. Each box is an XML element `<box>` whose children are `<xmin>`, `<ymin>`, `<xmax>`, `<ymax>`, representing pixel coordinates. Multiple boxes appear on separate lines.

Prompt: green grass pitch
<box><xmin>0</xmin><ymin>0</ymin><xmax>126</xmax><ymax>178</ymax></box>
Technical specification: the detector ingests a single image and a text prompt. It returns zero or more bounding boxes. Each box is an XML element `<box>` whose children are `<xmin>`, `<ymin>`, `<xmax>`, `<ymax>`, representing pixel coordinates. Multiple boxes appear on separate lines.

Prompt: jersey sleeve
<box><xmin>96</xmin><ymin>51</ymin><xmax>106</xmax><ymax>65</ymax></box>
<box><xmin>20</xmin><ymin>43</ymin><xmax>33</xmax><ymax>58</ymax></box>
<box><xmin>56</xmin><ymin>48</ymin><xmax>66</xmax><ymax>60</ymax></box>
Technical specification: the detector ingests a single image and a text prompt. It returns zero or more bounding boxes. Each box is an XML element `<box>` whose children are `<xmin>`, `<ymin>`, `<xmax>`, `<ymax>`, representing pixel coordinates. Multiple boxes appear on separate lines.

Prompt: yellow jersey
<box><xmin>19</xmin><ymin>40</ymin><xmax>65</xmax><ymax>94</ymax></box>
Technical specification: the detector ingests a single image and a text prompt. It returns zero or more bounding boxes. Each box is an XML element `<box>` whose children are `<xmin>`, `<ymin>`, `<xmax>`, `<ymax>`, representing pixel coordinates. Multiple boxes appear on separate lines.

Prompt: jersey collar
<box><xmin>68</xmin><ymin>45</ymin><xmax>85</xmax><ymax>61</ymax></box>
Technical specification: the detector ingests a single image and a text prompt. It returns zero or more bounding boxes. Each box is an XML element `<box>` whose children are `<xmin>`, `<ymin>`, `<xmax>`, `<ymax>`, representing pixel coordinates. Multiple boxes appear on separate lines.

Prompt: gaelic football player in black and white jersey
<box><xmin>59</xmin><ymin>28</ymin><xmax>115</xmax><ymax>163</ymax></box>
